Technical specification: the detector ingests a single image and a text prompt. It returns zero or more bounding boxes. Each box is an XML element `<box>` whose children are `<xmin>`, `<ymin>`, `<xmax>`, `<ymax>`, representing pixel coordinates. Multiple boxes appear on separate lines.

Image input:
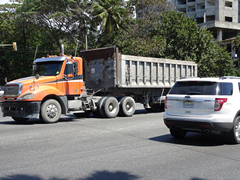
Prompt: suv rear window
<box><xmin>169</xmin><ymin>81</ymin><xmax>233</xmax><ymax>95</ymax></box>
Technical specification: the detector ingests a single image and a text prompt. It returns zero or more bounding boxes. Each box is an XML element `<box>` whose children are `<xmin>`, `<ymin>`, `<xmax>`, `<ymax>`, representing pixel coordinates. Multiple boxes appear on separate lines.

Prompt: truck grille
<box><xmin>4</xmin><ymin>82</ymin><xmax>22</xmax><ymax>97</ymax></box>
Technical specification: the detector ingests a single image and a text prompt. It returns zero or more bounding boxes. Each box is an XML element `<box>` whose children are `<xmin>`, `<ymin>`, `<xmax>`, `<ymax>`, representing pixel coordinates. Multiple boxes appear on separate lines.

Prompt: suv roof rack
<box><xmin>219</xmin><ymin>76</ymin><xmax>240</xmax><ymax>79</ymax></box>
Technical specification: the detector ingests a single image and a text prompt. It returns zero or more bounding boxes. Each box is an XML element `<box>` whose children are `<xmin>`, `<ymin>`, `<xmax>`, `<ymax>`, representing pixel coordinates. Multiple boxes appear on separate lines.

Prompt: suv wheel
<box><xmin>227</xmin><ymin>116</ymin><xmax>240</xmax><ymax>144</ymax></box>
<box><xmin>170</xmin><ymin>128</ymin><xmax>187</xmax><ymax>138</ymax></box>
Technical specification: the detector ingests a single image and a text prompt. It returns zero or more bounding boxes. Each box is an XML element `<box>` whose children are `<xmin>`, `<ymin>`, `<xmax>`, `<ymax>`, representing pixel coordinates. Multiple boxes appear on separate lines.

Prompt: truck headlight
<box><xmin>21</xmin><ymin>93</ymin><xmax>35</xmax><ymax>99</ymax></box>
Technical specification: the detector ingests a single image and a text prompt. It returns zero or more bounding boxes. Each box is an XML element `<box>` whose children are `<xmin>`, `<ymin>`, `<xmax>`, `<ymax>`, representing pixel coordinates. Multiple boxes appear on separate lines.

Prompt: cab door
<box><xmin>63</xmin><ymin>60</ymin><xmax>81</xmax><ymax>95</ymax></box>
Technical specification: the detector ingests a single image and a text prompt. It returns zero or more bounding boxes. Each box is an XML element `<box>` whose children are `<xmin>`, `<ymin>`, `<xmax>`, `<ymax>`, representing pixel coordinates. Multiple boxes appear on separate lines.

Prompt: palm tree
<box><xmin>91</xmin><ymin>0</ymin><xmax>128</xmax><ymax>35</ymax></box>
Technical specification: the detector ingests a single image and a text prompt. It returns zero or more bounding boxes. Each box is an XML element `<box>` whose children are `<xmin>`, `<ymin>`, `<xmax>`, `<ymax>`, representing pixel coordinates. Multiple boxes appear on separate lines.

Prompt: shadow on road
<box><xmin>0</xmin><ymin>116</ymin><xmax>77</xmax><ymax>125</ymax></box>
<box><xmin>149</xmin><ymin>132</ymin><xmax>228</xmax><ymax>146</ymax></box>
<box><xmin>0</xmin><ymin>108</ymin><xmax>160</xmax><ymax>125</ymax></box>
<box><xmin>0</xmin><ymin>170</ymin><xmax>139</xmax><ymax>180</ymax></box>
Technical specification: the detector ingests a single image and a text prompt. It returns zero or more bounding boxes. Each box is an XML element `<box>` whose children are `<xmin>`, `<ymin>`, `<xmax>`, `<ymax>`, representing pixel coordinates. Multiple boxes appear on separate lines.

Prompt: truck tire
<box><xmin>74</xmin><ymin>110</ymin><xmax>91</xmax><ymax>118</ymax></box>
<box><xmin>12</xmin><ymin>117</ymin><xmax>29</xmax><ymax>123</ymax></box>
<box><xmin>119</xmin><ymin>97</ymin><xmax>135</xmax><ymax>117</ymax></box>
<box><xmin>102</xmin><ymin>97</ymin><xmax>119</xmax><ymax>118</ymax></box>
<box><xmin>170</xmin><ymin>128</ymin><xmax>187</xmax><ymax>138</ymax></box>
<box><xmin>41</xmin><ymin>99</ymin><xmax>61</xmax><ymax>123</ymax></box>
<box><xmin>97</xmin><ymin>97</ymin><xmax>107</xmax><ymax>117</ymax></box>
<box><xmin>227</xmin><ymin>116</ymin><xmax>240</xmax><ymax>144</ymax></box>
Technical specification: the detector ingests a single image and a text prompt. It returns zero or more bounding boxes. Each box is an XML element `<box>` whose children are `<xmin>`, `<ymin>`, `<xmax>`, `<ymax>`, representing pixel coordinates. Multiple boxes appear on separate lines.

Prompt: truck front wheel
<box><xmin>41</xmin><ymin>99</ymin><xmax>61</xmax><ymax>123</ymax></box>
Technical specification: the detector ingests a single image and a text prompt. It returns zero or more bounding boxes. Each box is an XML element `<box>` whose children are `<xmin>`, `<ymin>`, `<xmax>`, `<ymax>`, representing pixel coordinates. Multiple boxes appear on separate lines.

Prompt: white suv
<box><xmin>164</xmin><ymin>76</ymin><xmax>240</xmax><ymax>144</ymax></box>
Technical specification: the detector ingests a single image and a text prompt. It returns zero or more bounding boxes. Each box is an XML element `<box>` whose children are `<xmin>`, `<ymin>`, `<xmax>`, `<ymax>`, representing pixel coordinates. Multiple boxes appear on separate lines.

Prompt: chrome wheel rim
<box><xmin>108</xmin><ymin>103</ymin><xmax>116</xmax><ymax>114</ymax></box>
<box><xmin>235</xmin><ymin>121</ymin><xmax>240</xmax><ymax>141</ymax></box>
<box><xmin>46</xmin><ymin>104</ymin><xmax>58</xmax><ymax>119</ymax></box>
<box><xmin>126</xmin><ymin>103</ymin><xmax>130</xmax><ymax>110</ymax></box>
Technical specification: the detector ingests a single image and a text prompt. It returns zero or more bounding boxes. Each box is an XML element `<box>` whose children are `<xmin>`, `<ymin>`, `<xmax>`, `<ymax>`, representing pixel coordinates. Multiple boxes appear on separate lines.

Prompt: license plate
<box><xmin>183</xmin><ymin>101</ymin><xmax>194</xmax><ymax>108</ymax></box>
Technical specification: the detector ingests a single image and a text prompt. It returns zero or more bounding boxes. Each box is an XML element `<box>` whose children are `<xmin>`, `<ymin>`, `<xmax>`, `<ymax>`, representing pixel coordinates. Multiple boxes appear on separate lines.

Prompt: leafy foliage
<box><xmin>0</xmin><ymin>0</ymin><xmax>237</xmax><ymax>85</ymax></box>
<box><xmin>114</xmin><ymin>10</ymin><xmax>234</xmax><ymax>77</ymax></box>
<box><xmin>90</xmin><ymin>0</ymin><xmax>128</xmax><ymax>34</ymax></box>
<box><xmin>113</xmin><ymin>0</ymin><xmax>174</xmax><ymax>57</ymax></box>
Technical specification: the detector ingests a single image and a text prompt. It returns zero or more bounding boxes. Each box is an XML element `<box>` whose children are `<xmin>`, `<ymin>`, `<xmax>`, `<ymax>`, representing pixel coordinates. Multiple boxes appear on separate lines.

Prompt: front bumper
<box><xmin>0</xmin><ymin>101</ymin><xmax>41</xmax><ymax>119</ymax></box>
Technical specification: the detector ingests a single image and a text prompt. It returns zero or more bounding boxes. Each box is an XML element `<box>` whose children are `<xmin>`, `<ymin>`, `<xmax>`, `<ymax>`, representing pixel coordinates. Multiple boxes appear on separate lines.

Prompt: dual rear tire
<box><xmin>118</xmin><ymin>97</ymin><xmax>135</xmax><ymax>117</ymax></box>
<box><xmin>96</xmin><ymin>96</ymin><xmax>135</xmax><ymax>118</ymax></box>
<box><xmin>97</xmin><ymin>97</ymin><xmax>119</xmax><ymax>118</ymax></box>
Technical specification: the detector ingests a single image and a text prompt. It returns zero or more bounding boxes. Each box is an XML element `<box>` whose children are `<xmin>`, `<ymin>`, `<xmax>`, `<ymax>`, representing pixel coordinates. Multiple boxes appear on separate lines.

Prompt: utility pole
<box><xmin>85</xmin><ymin>35</ymin><xmax>88</xmax><ymax>50</ymax></box>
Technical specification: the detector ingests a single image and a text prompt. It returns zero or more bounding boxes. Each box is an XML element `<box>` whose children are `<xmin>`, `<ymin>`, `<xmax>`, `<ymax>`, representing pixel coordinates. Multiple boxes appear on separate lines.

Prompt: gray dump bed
<box><xmin>80</xmin><ymin>47</ymin><xmax>197</xmax><ymax>91</ymax></box>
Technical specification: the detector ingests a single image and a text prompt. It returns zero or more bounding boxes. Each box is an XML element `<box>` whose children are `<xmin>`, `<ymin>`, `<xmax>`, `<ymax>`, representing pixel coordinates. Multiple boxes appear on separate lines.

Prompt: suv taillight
<box><xmin>214</xmin><ymin>98</ymin><xmax>227</xmax><ymax>111</ymax></box>
<box><xmin>164</xmin><ymin>97</ymin><xmax>167</xmax><ymax>109</ymax></box>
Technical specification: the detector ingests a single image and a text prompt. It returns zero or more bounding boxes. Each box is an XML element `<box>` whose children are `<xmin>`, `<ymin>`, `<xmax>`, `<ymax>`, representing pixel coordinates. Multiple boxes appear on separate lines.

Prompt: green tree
<box><xmin>232</xmin><ymin>36</ymin><xmax>240</xmax><ymax>49</ymax></box>
<box><xmin>113</xmin><ymin>0</ymin><xmax>174</xmax><ymax>56</ymax></box>
<box><xmin>0</xmin><ymin>0</ymin><xmax>61</xmax><ymax>84</ymax></box>
<box><xmin>90</xmin><ymin>0</ymin><xmax>129</xmax><ymax>45</ymax></box>
<box><xmin>159</xmin><ymin>11</ymin><xmax>234</xmax><ymax>77</ymax></box>
<box><xmin>19</xmin><ymin>0</ymin><xmax>92</xmax><ymax>53</ymax></box>
<box><xmin>0</xmin><ymin>1</ymin><xmax>32</xmax><ymax>84</ymax></box>
<box><xmin>115</xmin><ymin>10</ymin><xmax>234</xmax><ymax>77</ymax></box>
<box><xmin>91</xmin><ymin>0</ymin><xmax>128</xmax><ymax>34</ymax></box>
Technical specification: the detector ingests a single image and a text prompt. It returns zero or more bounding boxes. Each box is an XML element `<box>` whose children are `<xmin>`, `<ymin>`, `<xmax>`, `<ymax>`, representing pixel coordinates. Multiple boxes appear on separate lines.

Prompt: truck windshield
<box><xmin>33</xmin><ymin>62</ymin><xmax>63</xmax><ymax>76</ymax></box>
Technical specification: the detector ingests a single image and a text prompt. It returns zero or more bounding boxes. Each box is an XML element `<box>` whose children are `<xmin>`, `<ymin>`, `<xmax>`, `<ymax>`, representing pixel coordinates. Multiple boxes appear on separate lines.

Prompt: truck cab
<box><xmin>0</xmin><ymin>55</ymin><xmax>83</xmax><ymax>123</ymax></box>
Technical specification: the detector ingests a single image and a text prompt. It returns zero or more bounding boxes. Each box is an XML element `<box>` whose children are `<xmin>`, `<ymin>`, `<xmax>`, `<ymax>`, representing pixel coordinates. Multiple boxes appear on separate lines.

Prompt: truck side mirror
<box><xmin>73</xmin><ymin>62</ymin><xmax>78</xmax><ymax>76</ymax></box>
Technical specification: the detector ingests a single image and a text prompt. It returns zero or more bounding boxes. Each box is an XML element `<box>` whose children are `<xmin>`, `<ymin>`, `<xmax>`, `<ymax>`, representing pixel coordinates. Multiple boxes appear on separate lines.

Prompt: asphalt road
<box><xmin>0</xmin><ymin>104</ymin><xmax>240</xmax><ymax>180</ymax></box>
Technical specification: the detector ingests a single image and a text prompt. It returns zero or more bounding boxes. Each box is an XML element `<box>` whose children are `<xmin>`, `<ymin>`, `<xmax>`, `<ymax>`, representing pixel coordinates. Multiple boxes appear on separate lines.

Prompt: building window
<box><xmin>206</xmin><ymin>0</ymin><xmax>215</xmax><ymax>8</ymax></box>
<box><xmin>188</xmin><ymin>6</ymin><xmax>195</xmax><ymax>12</ymax></box>
<box><xmin>178</xmin><ymin>8</ymin><xmax>186</xmax><ymax>13</ymax></box>
<box><xmin>188</xmin><ymin>0</ymin><xmax>195</xmax><ymax>2</ymax></box>
<box><xmin>225</xmin><ymin>1</ymin><xmax>232</xmax><ymax>8</ymax></box>
<box><xmin>206</xmin><ymin>15</ymin><xmax>215</xmax><ymax>22</ymax></box>
<box><xmin>177</xmin><ymin>0</ymin><xmax>186</xmax><ymax>5</ymax></box>
<box><xmin>225</xmin><ymin>16</ymin><xmax>233</xmax><ymax>22</ymax></box>
<box><xmin>197</xmin><ymin>4</ymin><xmax>205</xmax><ymax>10</ymax></box>
<box><xmin>196</xmin><ymin>17</ymin><xmax>204</xmax><ymax>24</ymax></box>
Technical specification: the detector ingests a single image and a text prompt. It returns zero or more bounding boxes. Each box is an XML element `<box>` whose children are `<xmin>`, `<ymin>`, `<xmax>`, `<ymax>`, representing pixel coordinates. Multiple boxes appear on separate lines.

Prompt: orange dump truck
<box><xmin>0</xmin><ymin>47</ymin><xmax>197</xmax><ymax>123</ymax></box>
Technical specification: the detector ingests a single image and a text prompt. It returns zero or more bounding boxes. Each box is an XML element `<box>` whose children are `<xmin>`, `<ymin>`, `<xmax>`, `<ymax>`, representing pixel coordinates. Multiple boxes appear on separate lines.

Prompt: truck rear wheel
<box><xmin>41</xmin><ymin>99</ymin><xmax>61</xmax><ymax>123</ymax></box>
<box><xmin>97</xmin><ymin>97</ymin><xmax>107</xmax><ymax>117</ymax></box>
<box><xmin>12</xmin><ymin>117</ymin><xmax>29</xmax><ymax>123</ymax></box>
<box><xmin>102</xmin><ymin>97</ymin><xmax>119</xmax><ymax>118</ymax></box>
<box><xmin>119</xmin><ymin>97</ymin><xmax>135</xmax><ymax>117</ymax></box>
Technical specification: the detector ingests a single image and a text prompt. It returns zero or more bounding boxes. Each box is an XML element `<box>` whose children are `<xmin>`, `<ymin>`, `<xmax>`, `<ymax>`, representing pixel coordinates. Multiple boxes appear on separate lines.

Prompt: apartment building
<box><xmin>173</xmin><ymin>0</ymin><xmax>240</xmax><ymax>59</ymax></box>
